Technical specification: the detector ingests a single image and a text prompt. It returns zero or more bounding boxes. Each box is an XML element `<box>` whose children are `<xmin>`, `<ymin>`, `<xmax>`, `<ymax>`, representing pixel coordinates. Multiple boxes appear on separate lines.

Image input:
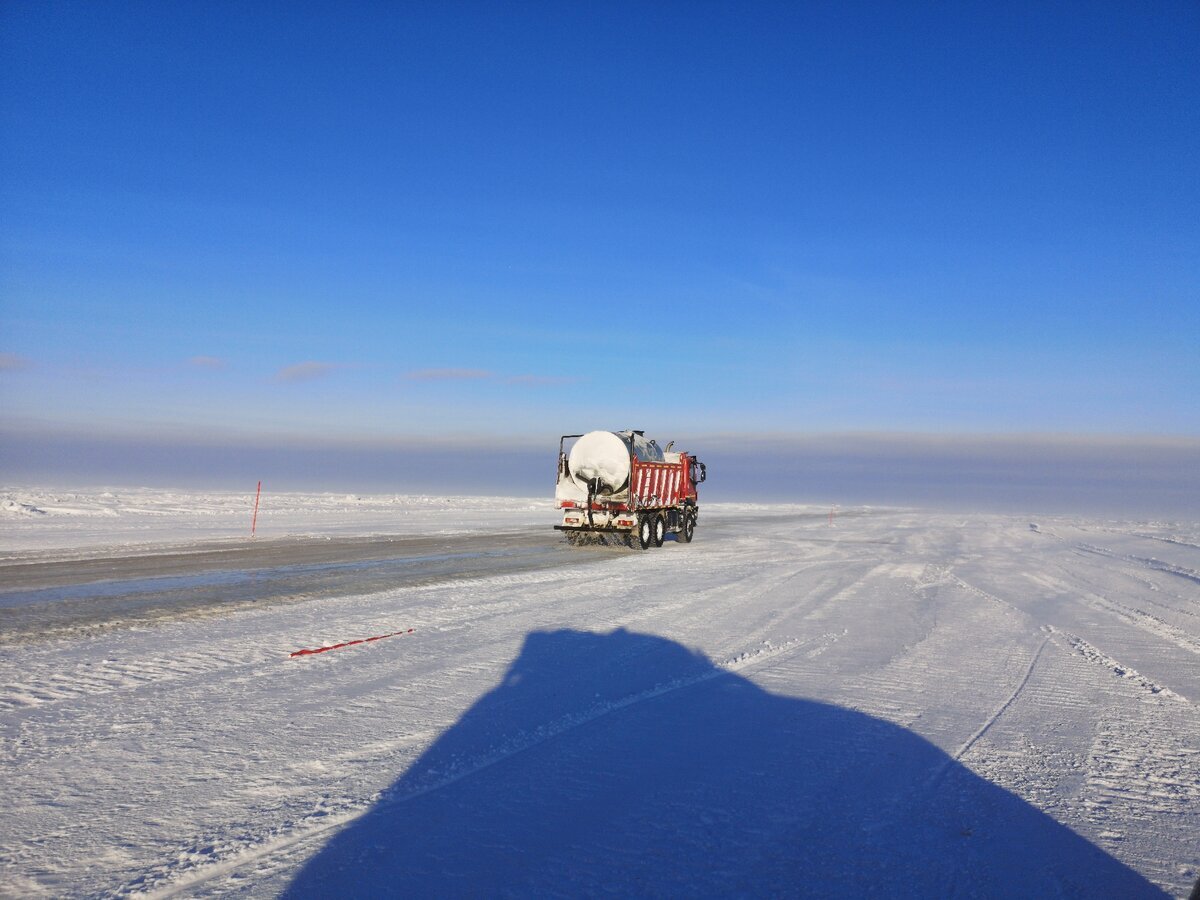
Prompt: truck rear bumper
<box><xmin>559</xmin><ymin>507</ymin><xmax>637</xmax><ymax>531</ymax></box>
<box><xmin>554</xmin><ymin>525</ymin><xmax>632</xmax><ymax>533</ymax></box>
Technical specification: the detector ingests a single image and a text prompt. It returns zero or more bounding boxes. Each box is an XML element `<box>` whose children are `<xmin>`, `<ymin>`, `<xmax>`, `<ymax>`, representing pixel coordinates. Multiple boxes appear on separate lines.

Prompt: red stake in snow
<box><xmin>251</xmin><ymin>480</ymin><xmax>262</xmax><ymax>537</ymax></box>
<box><xmin>290</xmin><ymin>629</ymin><xmax>415</xmax><ymax>657</ymax></box>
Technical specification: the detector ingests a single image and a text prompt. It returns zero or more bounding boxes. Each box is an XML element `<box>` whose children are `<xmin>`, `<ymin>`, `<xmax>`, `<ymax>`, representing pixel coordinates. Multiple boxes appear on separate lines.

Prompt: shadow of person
<box><xmin>286</xmin><ymin>628</ymin><xmax>1164</xmax><ymax>897</ymax></box>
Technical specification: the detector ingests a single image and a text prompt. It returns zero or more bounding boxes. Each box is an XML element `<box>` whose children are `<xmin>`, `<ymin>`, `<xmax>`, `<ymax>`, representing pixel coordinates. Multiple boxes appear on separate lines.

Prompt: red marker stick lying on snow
<box><xmin>290</xmin><ymin>628</ymin><xmax>415</xmax><ymax>657</ymax></box>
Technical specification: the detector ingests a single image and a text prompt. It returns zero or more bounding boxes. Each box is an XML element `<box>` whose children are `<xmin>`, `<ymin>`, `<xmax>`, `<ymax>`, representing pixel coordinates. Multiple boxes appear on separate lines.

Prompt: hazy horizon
<box><xmin>4</xmin><ymin>426</ymin><xmax>1197</xmax><ymax>520</ymax></box>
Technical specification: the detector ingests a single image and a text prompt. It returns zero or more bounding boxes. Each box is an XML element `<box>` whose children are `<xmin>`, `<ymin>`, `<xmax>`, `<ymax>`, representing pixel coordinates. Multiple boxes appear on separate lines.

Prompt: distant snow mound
<box><xmin>2</xmin><ymin>499</ymin><xmax>46</xmax><ymax>516</ymax></box>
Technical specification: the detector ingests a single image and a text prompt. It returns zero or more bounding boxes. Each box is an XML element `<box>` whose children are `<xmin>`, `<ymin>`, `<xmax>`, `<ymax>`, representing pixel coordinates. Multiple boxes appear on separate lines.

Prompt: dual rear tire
<box><xmin>636</xmin><ymin>513</ymin><xmax>684</xmax><ymax>549</ymax></box>
<box><xmin>638</xmin><ymin>515</ymin><xmax>655</xmax><ymax>550</ymax></box>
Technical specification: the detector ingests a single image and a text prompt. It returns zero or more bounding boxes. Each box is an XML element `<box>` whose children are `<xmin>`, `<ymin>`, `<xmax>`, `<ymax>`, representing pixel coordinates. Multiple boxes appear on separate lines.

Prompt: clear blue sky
<box><xmin>2</xmin><ymin>1</ymin><xmax>1198</xmax><ymax>445</ymax></box>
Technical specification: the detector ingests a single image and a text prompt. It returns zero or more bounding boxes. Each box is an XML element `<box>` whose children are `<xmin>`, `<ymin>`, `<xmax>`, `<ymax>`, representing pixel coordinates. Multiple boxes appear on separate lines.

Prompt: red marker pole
<box><xmin>251</xmin><ymin>480</ymin><xmax>262</xmax><ymax>537</ymax></box>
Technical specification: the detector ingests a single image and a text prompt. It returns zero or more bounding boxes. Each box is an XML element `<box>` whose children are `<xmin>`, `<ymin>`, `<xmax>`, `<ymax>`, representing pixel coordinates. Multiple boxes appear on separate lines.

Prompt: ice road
<box><xmin>1</xmin><ymin>495</ymin><xmax>1197</xmax><ymax>896</ymax></box>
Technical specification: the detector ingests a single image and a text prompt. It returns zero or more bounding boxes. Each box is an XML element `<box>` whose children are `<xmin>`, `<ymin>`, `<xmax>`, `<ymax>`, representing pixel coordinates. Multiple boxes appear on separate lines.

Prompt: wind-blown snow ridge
<box><xmin>1051</xmin><ymin>628</ymin><xmax>1188</xmax><ymax>704</ymax></box>
<box><xmin>1073</xmin><ymin>541</ymin><xmax>1200</xmax><ymax>585</ymax></box>
<box><xmin>1131</xmin><ymin>556</ymin><xmax>1200</xmax><ymax>587</ymax></box>
<box><xmin>1</xmin><ymin>499</ymin><xmax>45</xmax><ymax>516</ymax></box>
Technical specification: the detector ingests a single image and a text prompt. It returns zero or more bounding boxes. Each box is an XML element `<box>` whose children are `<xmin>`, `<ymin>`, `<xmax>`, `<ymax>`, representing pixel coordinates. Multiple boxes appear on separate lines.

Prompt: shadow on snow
<box><xmin>286</xmin><ymin>628</ymin><xmax>1164</xmax><ymax>897</ymax></box>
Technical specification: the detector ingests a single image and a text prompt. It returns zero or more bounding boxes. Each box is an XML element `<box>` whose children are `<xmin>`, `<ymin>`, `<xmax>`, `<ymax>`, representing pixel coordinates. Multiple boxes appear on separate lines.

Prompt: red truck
<box><xmin>554</xmin><ymin>430</ymin><xmax>707</xmax><ymax>549</ymax></box>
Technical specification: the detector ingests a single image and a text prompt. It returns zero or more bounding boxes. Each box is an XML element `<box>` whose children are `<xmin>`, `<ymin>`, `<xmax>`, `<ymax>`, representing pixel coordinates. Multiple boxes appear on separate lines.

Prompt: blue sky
<box><xmin>2</xmin><ymin>1</ymin><xmax>1198</xmax><ymax>451</ymax></box>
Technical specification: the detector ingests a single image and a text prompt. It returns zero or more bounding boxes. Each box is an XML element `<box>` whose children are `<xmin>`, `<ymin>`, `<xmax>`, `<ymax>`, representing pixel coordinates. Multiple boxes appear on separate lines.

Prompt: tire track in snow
<box><xmin>836</xmin><ymin>564</ymin><xmax>1031</xmax><ymax>731</ymax></box>
<box><xmin>1073</xmin><ymin>542</ymin><xmax>1200</xmax><ymax>587</ymax></box>
<box><xmin>1030</xmin><ymin>523</ymin><xmax>1200</xmax><ymax>590</ymax></box>
<box><xmin>952</xmin><ymin>615</ymin><xmax>1200</xmax><ymax>897</ymax></box>
<box><xmin>1029</xmin><ymin>567</ymin><xmax>1200</xmax><ymax>658</ymax></box>
<box><xmin>922</xmin><ymin>619</ymin><xmax>1186</xmax><ymax>787</ymax></box>
<box><xmin>948</xmin><ymin>631</ymin><xmax>1051</xmax><ymax>766</ymax></box>
<box><xmin>949</xmin><ymin>572</ymin><xmax>1194</xmax><ymax>703</ymax></box>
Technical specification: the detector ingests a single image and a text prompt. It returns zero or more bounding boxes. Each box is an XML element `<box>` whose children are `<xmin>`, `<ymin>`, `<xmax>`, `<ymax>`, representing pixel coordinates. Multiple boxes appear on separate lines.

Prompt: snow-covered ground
<box><xmin>0</xmin><ymin>487</ymin><xmax>554</xmax><ymax>557</ymax></box>
<box><xmin>1</xmin><ymin>489</ymin><xmax>1197</xmax><ymax>897</ymax></box>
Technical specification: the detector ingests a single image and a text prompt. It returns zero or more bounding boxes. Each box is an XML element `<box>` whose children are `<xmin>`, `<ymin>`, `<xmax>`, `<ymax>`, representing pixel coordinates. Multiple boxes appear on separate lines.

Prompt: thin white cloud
<box><xmin>188</xmin><ymin>355</ymin><xmax>226</xmax><ymax>369</ymax></box>
<box><xmin>506</xmin><ymin>374</ymin><xmax>578</xmax><ymax>386</ymax></box>
<box><xmin>275</xmin><ymin>361</ymin><xmax>337</xmax><ymax>383</ymax></box>
<box><xmin>0</xmin><ymin>353</ymin><xmax>30</xmax><ymax>372</ymax></box>
<box><xmin>406</xmin><ymin>368</ymin><xmax>494</xmax><ymax>382</ymax></box>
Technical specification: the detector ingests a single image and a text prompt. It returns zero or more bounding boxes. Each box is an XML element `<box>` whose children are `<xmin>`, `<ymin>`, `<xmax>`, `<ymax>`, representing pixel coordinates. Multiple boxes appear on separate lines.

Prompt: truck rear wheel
<box><xmin>637</xmin><ymin>515</ymin><xmax>654</xmax><ymax>550</ymax></box>
<box><xmin>653</xmin><ymin>514</ymin><xmax>666</xmax><ymax>547</ymax></box>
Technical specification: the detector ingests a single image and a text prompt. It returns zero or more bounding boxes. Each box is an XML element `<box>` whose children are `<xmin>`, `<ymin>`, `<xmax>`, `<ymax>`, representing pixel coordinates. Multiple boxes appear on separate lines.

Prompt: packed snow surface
<box><xmin>1</xmin><ymin>488</ymin><xmax>1198</xmax><ymax>897</ymax></box>
<box><xmin>0</xmin><ymin>487</ymin><xmax>551</xmax><ymax>556</ymax></box>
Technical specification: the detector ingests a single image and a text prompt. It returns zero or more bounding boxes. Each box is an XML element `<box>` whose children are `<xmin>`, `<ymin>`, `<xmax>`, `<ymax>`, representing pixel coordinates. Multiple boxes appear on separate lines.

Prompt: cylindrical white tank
<box><xmin>568</xmin><ymin>430</ymin><xmax>664</xmax><ymax>495</ymax></box>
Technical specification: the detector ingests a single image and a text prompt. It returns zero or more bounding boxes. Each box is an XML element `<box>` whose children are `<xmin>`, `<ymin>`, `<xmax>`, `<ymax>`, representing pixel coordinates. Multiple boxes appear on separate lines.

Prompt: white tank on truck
<box><xmin>555</xmin><ymin>430</ymin><xmax>706</xmax><ymax>549</ymax></box>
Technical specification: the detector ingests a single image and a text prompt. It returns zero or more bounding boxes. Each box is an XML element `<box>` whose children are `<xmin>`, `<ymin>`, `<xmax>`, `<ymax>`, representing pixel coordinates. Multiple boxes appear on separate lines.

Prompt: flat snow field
<box><xmin>1</xmin><ymin>489</ymin><xmax>1198</xmax><ymax>897</ymax></box>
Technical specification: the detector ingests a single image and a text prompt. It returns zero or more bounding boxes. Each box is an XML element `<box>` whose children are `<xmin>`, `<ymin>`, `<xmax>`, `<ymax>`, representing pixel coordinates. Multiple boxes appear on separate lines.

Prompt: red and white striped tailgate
<box><xmin>633</xmin><ymin>462</ymin><xmax>683</xmax><ymax>508</ymax></box>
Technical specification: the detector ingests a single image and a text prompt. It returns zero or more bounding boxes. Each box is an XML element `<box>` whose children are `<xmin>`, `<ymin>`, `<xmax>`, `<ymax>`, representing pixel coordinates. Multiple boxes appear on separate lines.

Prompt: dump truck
<box><xmin>554</xmin><ymin>430</ymin><xmax>706</xmax><ymax>548</ymax></box>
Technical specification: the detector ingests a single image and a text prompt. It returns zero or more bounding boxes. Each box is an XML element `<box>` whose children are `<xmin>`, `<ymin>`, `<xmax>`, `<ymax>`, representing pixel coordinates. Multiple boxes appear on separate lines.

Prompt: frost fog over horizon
<box><xmin>2</xmin><ymin>428</ymin><xmax>1197</xmax><ymax>519</ymax></box>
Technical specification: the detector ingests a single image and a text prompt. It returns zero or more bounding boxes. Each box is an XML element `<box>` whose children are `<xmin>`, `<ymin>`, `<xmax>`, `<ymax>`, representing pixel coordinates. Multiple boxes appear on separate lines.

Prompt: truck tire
<box><xmin>653</xmin><ymin>514</ymin><xmax>666</xmax><ymax>547</ymax></box>
<box><xmin>680</xmin><ymin>511</ymin><xmax>696</xmax><ymax>543</ymax></box>
<box><xmin>637</xmin><ymin>515</ymin><xmax>654</xmax><ymax>550</ymax></box>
